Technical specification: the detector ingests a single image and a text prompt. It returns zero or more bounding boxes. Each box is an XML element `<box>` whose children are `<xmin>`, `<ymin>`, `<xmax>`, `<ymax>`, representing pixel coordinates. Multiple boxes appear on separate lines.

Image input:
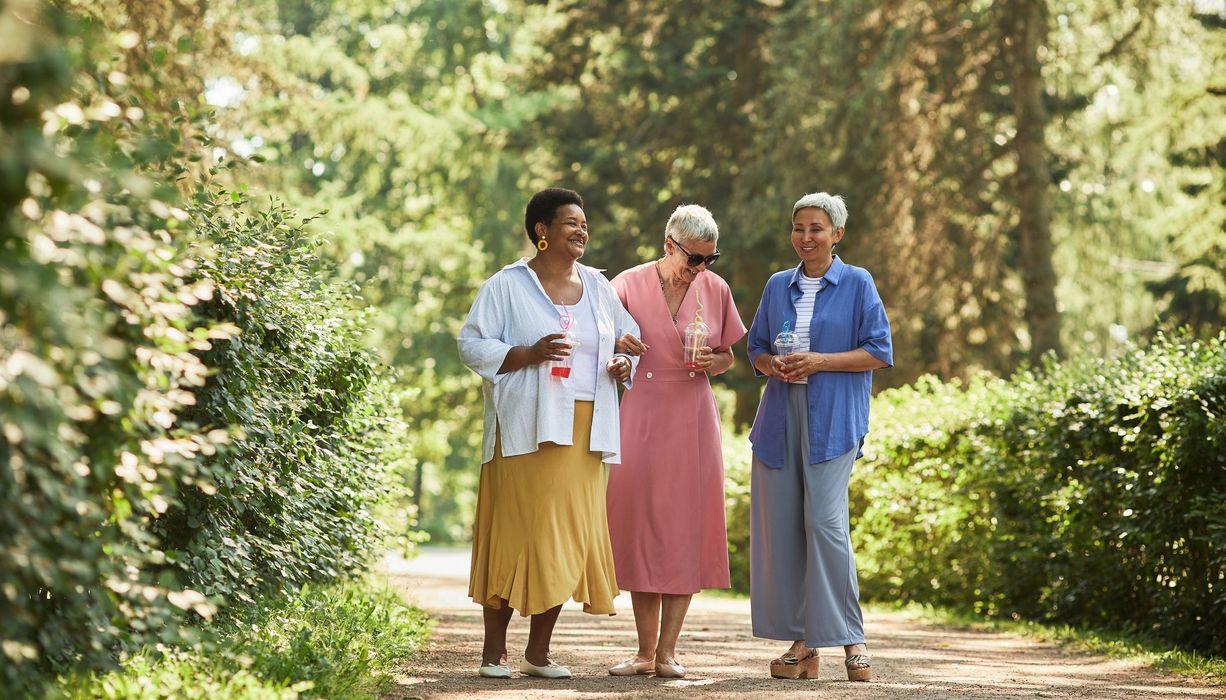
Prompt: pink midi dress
<box><xmin>606</xmin><ymin>262</ymin><xmax>747</xmax><ymax>594</ymax></box>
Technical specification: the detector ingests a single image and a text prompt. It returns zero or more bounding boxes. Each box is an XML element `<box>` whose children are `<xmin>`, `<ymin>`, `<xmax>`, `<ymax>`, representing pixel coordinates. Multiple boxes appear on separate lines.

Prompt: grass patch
<box><xmin>868</xmin><ymin>601</ymin><xmax>1226</xmax><ymax>684</ymax></box>
<box><xmin>55</xmin><ymin>580</ymin><xmax>430</xmax><ymax>699</ymax></box>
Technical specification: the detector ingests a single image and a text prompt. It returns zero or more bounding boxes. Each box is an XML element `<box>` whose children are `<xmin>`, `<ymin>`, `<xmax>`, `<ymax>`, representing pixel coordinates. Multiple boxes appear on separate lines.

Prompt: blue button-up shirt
<box><xmin>746</xmin><ymin>256</ymin><xmax>893</xmax><ymax>467</ymax></box>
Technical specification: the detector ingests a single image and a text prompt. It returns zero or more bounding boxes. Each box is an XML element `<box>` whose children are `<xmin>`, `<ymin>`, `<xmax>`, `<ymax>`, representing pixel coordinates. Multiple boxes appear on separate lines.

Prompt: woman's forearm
<box><xmin>753</xmin><ymin>352</ymin><xmax>775</xmax><ymax>378</ymax></box>
<box><xmin>498</xmin><ymin>345</ymin><xmax>539</xmax><ymax>374</ymax></box>
<box><xmin>812</xmin><ymin>347</ymin><xmax>888</xmax><ymax>372</ymax></box>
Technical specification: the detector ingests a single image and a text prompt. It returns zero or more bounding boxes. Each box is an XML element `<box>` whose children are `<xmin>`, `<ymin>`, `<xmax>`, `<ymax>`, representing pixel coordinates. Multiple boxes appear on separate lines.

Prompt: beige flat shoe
<box><xmin>655</xmin><ymin>657</ymin><xmax>686</xmax><ymax>678</ymax></box>
<box><xmin>608</xmin><ymin>657</ymin><xmax>653</xmax><ymax>676</ymax></box>
<box><xmin>770</xmin><ymin>648</ymin><xmax>819</xmax><ymax>679</ymax></box>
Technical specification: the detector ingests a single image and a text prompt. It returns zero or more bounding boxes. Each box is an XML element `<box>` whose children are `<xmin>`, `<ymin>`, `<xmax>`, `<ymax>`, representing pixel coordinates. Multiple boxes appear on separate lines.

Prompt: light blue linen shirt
<box><xmin>746</xmin><ymin>256</ymin><xmax>893</xmax><ymax>467</ymax></box>
<box><xmin>458</xmin><ymin>258</ymin><xmax>640</xmax><ymax>465</ymax></box>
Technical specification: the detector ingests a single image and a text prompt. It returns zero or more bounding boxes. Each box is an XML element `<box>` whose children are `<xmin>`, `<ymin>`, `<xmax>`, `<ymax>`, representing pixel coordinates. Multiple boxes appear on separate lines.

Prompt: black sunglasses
<box><xmin>669</xmin><ymin>236</ymin><xmax>720</xmax><ymax>267</ymax></box>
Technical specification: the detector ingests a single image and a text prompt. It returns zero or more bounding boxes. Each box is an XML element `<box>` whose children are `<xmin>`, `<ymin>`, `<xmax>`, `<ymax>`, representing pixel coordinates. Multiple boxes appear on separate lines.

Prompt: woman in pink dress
<box><xmin>605</xmin><ymin>204</ymin><xmax>747</xmax><ymax>678</ymax></box>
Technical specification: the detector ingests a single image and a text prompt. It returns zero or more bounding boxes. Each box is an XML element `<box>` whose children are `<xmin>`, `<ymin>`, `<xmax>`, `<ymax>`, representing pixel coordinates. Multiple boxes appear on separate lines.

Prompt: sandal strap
<box><xmin>845</xmin><ymin>654</ymin><xmax>871</xmax><ymax>668</ymax></box>
<box><xmin>774</xmin><ymin>648</ymin><xmax>818</xmax><ymax>665</ymax></box>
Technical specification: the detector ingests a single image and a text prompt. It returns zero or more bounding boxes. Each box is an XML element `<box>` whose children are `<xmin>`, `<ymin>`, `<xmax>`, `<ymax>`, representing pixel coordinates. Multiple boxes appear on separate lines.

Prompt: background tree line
<box><xmin>20</xmin><ymin>0</ymin><xmax>1219</xmax><ymax>543</ymax></box>
<box><xmin>195</xmin><ymin>0</ymin><xmax>1220</xmax><ymax>538</ymax></box>
<box><xmin>1</xmin><ymin>0</ymin><xmax>1223</xmax><ymax>690</ymax></box>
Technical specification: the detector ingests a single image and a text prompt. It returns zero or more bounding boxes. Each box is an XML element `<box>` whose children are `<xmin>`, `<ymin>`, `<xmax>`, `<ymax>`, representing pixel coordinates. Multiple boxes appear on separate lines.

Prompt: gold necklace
<box><xmin>655</xmin><ymin>261</ymin><xmax>683</xmax><ymax>323</ymax></box>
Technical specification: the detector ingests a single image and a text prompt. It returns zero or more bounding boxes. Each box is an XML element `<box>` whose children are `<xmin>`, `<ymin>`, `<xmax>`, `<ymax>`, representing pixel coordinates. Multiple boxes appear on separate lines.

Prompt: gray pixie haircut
<box><xmin>664</xmin><ymin>204</ymin><xmax>719</xmax><ymax>244</ymax></box>
<box><xmin>792</xmin><ymin>192</ymin><xmax>848</xmax><ymax>230</ymax></box>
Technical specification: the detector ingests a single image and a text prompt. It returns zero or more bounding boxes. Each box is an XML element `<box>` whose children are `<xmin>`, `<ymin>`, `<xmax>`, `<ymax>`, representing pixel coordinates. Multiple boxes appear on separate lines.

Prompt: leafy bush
<box><xmin>154</xmin><ymin>189</ymin><xmax>398</xmax><ymax>607</ymax></box>
<box><xmin>58</xmin><ymin>580</ymin><xmax>429</xmax><ymax>700</ymax></box>
<box><xmin>854</xmin><ymin>333</ymin><xmax>1226</xmax><ymax>655</ymax></box>
<box><xmin>1</xmin><ymin>5</ymin><xmax>403</xmax><ymax>694</ymax></box>
<box><xmin>1</xmin><ymin>6</ymin><xmax>226</xmax><ymax>689</ymax></box>
<box><xmin>725</xmin><ymin>333</ymin><xmax>1226</xmax><ymax>656</ymax></box>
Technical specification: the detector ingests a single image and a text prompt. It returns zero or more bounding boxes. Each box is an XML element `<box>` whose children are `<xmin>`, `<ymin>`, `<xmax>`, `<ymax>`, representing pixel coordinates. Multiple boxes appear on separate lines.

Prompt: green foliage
<box><xmin>849</xmin><ymin>332</ymin><xmax>1226</xmax><ymax>655</ymax></box>
<box><xmin>520</xmin><ymin>0</ymin><xmax>1226</xmax><ymax>412</ymax></box>
<box><xmin>1</xmin><ymin>4</ymin><xmax>229</xmax><ymax>690</ymax></box>
<box><xmin>58</xmin><ymin>580</ymin><xmax>429</xmax><ymax>699</ymax></box>
<box><xmin>1</xmin><ymin>3</ymin><xmax>404</xmax><ymax>694</ymax></box>
<box><xmin>202</xmin><ymin>0</ymin><xmax>540</xmax><ymax>542</ymax></box>
<box><xmin>154</xmin><ymin>189</ymin><xmax>399</xmax><ymax>604</ymax></box>
<box><xmin>722</xmin><ymin>429</ymin><xmax>752</xmax><ymax>596</ymax></box>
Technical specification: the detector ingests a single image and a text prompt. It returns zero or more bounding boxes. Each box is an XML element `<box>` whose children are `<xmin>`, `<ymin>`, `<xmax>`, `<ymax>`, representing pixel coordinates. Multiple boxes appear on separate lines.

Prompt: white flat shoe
<box><xmin>478</xmin><ymin>662</ymin><xmax>511</xmax><ymax>678</ymax></box>
<box><xmin>520</xmin><ymin>658</ymin><xmax>572</xmax><ymax>679</ymax></box>
<box><xmin>608</xmin><ymin>657</ymin><xmax>653</xmax><ymax>676</ymax></box>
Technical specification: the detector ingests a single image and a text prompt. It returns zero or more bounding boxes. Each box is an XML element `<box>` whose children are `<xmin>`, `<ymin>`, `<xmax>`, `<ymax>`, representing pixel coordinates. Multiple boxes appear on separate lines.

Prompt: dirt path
<box><xmin>381</xmin><ymin>547</ymin><xmax>1222</xmax><ymax>699</ymax></box>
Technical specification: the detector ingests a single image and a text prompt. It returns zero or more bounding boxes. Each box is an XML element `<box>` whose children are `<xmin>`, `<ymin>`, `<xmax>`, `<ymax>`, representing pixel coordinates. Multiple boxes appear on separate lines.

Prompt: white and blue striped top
<box><xmin>792</xmin><ymin>273</ymin><xmax>823</xmax><ymax>384</ymax></box>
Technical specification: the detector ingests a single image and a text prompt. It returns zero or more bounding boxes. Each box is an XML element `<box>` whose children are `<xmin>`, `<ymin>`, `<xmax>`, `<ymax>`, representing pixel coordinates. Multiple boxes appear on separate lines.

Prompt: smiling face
<box><xmin>662</xmin><ymin>236</ymin><xmax>718</xmax><ymax>284</ymax></box>
<box><xmin>791</xmin><ymin>206</ymin><xmax>844</xmax><ymax>273</ymax></box>
<box><xmin>535</xmin><ymin>204</ymin><xmax>588</xmax><ymax>261</ymax></box>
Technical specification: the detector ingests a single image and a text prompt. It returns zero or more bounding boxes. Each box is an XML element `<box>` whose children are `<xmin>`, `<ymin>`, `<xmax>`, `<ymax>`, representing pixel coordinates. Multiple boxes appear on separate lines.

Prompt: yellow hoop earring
<box><xmin>537</xmin><ymin>238</ymin><xmax>548</xmax><ymax>252</ymax></box>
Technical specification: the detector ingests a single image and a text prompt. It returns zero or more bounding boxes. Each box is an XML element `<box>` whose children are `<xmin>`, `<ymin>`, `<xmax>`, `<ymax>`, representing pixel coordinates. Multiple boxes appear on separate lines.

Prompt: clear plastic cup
<box><xmin>683</xmin><ymin>317</ymin><xmax>710</xmax><ymax>369</ymax></box>
<box><xmin>775</xmin><ymin>321</ymin><xmax>799</xmax><ymax>357</ymax></box>
<box><xmin>550</xmin><ymin>329</ymin><xmax>579</xmax><ymax>379</ymax></box>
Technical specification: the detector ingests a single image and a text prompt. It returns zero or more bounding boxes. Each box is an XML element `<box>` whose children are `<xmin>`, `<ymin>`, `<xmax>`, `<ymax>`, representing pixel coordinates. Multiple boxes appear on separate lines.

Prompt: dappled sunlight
<box><xmin>381</xmin><ymin>547</ymin><xmax>1226</xmax><ymax>699</ymax></box>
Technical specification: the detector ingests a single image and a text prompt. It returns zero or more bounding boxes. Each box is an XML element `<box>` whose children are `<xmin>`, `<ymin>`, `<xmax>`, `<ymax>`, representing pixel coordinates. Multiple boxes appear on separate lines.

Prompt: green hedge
<box><xmin>1</xmin><ymin>6</ymin><xmax>401</xmax><ymax>694</ymax></box>
<box><xmin>855</xmin><ymin>332</ymin><xmax>1226</xmax><ymax>654</ymax></box>
<box><xmin>725</xmin><ymin>333</ymin><xmax>1225</xmax><ymax>656</ymax></box>
<box><xmin>58</xmin><ymin>581</ymin><xmax>429</xmax><ymax>700</ymax></box>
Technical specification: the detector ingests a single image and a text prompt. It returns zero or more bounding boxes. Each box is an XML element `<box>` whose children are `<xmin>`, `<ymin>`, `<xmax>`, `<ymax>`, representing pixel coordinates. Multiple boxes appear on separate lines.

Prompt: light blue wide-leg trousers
<box><xmin>750</xmin><ymin>383</ymin><xmax>865</xmax><ymax>648</ymax></box>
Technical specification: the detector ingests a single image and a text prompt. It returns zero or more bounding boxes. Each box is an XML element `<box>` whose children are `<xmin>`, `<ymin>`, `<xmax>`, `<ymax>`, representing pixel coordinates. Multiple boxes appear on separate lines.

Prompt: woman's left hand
<box><xmin>778</xmin><ymin>352</ymin><xmax>827</xmax><ymax>382</ymax></box>
<box><xmin>691</xmin><ymin>346</ymin><xmax>716</xmax><ymax>371</ymax></box>
<box><xmin>607</xmin><ymin>355</ymin><xmax>632</xmax><ymax>382</ymax></box>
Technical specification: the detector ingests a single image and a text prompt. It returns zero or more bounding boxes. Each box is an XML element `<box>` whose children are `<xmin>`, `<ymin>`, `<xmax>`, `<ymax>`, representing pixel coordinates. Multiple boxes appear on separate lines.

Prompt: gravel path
<box><xmin>381</xmin><ymin>547</ymin><xmax>1222</xmax><ymax>699</ymax></box>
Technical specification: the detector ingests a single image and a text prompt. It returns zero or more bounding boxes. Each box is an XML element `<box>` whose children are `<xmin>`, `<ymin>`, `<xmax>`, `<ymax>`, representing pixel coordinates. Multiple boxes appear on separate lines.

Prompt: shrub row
<box><xmin>1</xmin><ymin>7</ymin><xmax>402</xmax><ymax>694</ymax></box>
<box><xmin>58</xmin><ymin>581</ymin><xmax>428</xmax><ymax>700</ymax></box>
<box><xmin>726</xmin><ymin>333</ymin><xmax>1225</xmax><ymax>656</ymax></box>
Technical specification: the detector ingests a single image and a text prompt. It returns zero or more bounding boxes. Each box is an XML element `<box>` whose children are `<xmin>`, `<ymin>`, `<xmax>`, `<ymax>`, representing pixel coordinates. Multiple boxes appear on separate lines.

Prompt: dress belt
<box><xmin>638</xmin><ymin>367</ymin><xmax>707</xmax><ymax>383</ymax></box>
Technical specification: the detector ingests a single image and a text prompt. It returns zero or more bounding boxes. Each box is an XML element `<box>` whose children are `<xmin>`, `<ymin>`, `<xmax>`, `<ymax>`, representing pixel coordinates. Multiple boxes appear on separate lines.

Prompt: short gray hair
<box><xmin>792</xmin><ymin>192</ymin><xmax>848</xmax><ymax>230</ymax></box>
<box><xmin>665</xmin><ymin>204</ymin><xmax>719</xmax><ymax>244</ymax></box>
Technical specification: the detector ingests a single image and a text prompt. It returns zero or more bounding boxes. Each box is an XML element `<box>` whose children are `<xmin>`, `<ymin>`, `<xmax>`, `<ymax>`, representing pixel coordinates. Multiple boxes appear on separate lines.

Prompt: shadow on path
<box><xmin>382</xmin><ymin>547</ymin><xmax>1222</xmax><ymax>700</ymax></box>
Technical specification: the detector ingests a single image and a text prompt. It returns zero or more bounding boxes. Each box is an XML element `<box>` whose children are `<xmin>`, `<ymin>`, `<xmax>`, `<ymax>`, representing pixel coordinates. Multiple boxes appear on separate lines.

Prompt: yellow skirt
<box><xmin>469</xmin><ymin>401</ymin><xmax>618</xmax><ymax>616</ymax></box>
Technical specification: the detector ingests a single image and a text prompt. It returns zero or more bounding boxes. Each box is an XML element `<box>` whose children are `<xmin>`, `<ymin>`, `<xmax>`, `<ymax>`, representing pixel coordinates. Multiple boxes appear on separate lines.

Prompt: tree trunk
<box><xmin>1004</xmin><ymin>0</ymin><xmax>1063</xmax><ymax>362</ymax></box>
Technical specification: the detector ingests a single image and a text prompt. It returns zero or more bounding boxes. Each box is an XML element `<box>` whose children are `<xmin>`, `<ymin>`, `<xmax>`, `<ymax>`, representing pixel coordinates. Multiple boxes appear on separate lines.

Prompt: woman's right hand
<box><xmin>529</xmin><ymin>332</ymin><xmax>571</xmax><ymax>364</ymax></box>
<box><xmin>615</xmin><ymin>333</ymin><xmax>649</xmax><ymax>356</ymax></box>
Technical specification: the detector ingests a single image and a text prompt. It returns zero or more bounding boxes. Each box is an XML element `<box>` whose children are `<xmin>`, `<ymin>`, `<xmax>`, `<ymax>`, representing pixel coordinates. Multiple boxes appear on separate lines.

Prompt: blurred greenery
<box><xmin>1</xmin><ymin>0</ymin><xmax>1223</xmax><ymax>692</ymax></box>
<box><xmin>104</xmin><ymin>0</ymin><xmax>1222</xmax><ymax>546</ymax></box>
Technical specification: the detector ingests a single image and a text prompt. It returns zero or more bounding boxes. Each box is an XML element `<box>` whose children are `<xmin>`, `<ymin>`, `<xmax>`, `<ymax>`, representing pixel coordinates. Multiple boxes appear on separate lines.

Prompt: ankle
<box><xmin>524</xmin><ymin>648</ymin><xmax>550</xmax><ymax>666</ymax></box>
<box><xmin>481</xmin><ymin>651</ymin><xmax>507</xmax><ymax>665</ymax></box>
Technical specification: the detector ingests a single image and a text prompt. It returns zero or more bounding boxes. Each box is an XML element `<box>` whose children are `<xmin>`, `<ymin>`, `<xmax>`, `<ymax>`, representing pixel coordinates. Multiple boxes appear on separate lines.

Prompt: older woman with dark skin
<box><xmin>745</xmin><ymin>192</ymin><xmax>892</xmax><ymax>682</ymax></box>
<box><xmin>458</xmin><ymin>187</ymin><xmax>640</xmax><ymax>680</ymax></box>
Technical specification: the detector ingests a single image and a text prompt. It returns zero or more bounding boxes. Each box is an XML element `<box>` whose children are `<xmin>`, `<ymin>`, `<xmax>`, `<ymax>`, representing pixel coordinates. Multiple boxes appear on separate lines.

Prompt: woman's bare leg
<box><xmin>656</xmin><ymin>593</ymin><xmax>692</xmax><ymax>662</ymax></box>
<box><xmin>524</xmin><ymin>604</ymin><xmax>564</xmax><ymax>666</ymax></box>
<box><xmin>482</xmin><ymin>600</ymin><xmax>514</xmax><ymax>666</ymax></box>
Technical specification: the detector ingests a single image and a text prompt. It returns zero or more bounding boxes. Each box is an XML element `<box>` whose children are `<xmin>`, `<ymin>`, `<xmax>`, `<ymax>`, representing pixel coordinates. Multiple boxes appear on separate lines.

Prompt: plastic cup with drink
<box><xmin>550</xmin><ymin>309</ymin><xmax>579</xmax><ymax>379</ymax></box>
<box><xmin>682</xmin><ymin>292</ymin><xmax>710</xmax><ymax>370</ymax></box>
<box><xmin>774</xmin><ymin>321</ymin><xmax>799</xmax><ymax>381</ymax></box>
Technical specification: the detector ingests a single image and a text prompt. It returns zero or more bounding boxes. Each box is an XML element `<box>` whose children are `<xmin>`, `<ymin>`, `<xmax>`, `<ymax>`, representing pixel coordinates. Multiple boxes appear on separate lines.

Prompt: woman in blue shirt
<box><xmin>745</xmin><ymin>192</ymin><xmax>892</xmax><ymax>682</ymax></box>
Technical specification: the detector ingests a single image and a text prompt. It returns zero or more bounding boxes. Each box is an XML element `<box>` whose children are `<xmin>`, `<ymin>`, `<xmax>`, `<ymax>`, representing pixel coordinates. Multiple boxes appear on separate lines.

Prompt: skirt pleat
<box><xmin>469</xmin><ymin>401</ymin><xmax>618</xmax><ymax>616</ymax></box>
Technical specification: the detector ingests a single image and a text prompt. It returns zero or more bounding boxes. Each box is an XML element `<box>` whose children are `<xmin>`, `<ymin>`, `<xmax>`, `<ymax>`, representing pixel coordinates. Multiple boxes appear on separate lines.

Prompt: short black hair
<box><xmin>524</xmin><ymin>188</ymin><xmax>584</xmax><ymax>244</ymax></box>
